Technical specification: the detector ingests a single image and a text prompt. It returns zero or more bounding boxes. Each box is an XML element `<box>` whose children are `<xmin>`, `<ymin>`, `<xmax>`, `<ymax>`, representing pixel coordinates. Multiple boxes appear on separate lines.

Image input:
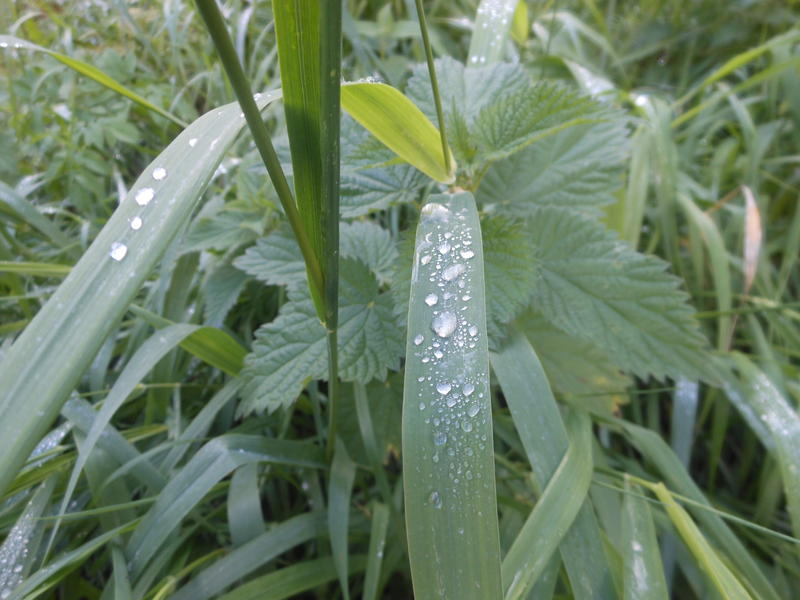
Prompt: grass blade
<box><xmin>501</xmin><ymin>411</ymin><xmax>593</xmax><ymax>600</ymax></box>
<box><xmin>0</xmin><ymin>92</ymin><xmax>281</xmax><ymax>499</ymax></box>
<box><xmin>0</xmin><ymin>261</ymin><xmax>71</xmax><ymax>278</ymax></box>
<box><xmin>402</xmin><ymin>191</ymin><xmax>502</xmax><ymax>599</ymax></box>
<box><xmin>468</xmin><ymin>0</ymin><xmax>518</xmax><ymax>65</ymax></box>
<box><xmin>341</xmin><ymin>82</ymin><xmax>456</xmax><ymax>183</ymax></box>
<box><xmin>623</xmin><ymin>477</ymin><xmax>668</xmax><ymax>600</ymax></box>
<box><xmin>329</xmin><ymin>439</ymin><xmax>356</xmax><ymax>600</ymax></box>
<box><xmin>490</xmin><ymin>331</ymin><xmax>615</xmax><ymax>598</ymax></box>
<box><xmin>363</xmin><ymin>502</ymin><xmax>390</xmax><ymax>600</ymax></box>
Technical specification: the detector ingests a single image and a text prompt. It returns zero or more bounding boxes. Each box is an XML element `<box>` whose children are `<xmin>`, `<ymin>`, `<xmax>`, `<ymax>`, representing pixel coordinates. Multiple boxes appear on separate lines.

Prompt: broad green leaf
<box><xmin>528</xmin><ymin>207</ymin><xmax>710</xmax><ymax>382</ymax></box>
<box><xmin>402</xmin><ymin>192</ymin><xmax>502</xmax><ymax>600</ymax></box>
<box><xmin>652</xmin><ymin>483</ymin><xmax>753</xmax><ymax>600</ymax></box>
<box><xmin>491</xmin><ymin>332</ymin><xmax>615</xmax><ymax>599</ymax></box>
<box><xmin>240</xmin><ymin>259</ymin><xmax>403</xmax><ymax>414</ymax></box>
<box><xmin>329</xmin><ymin>439</ymin><xmax>356</xmax><ymax>600</ymax></box>
<box><xmin>340</xmin><ymin>164</ymin><xmax>427</xmax><ymax>218</ymax></box>
<box><xmin>341</xmin><ymin>82</ymin><xmax>456</xmax><ymax>183</ymax></box>
<box><xmin>622</xmin><ymin>478</ymin><xmax>668</xmax><ymax>600</ymax></box>
<box><xmin>0</xmin><ymin>35</ymin><xmax>185</xmax><ymax>127</ymax></box>
<box><xmin>170</xmin><ymin>512</ymin><xmax>327</xmax><ymax>600</ymax></box>
<box><xmin>502</xmin><ymin>411</ymin><xmax>594</xmax><ymax>600</ymax></box>
<box><xmin>217</xmin><ymin>556</ymin><xmax>367</xmax><ymax>600</ymax></box>
<box><xmin>235</xmin><ymin>221</ymin><xmax>397</xmax><ymax>288</ymax></box>
<box><xmin>126</xmin><ymin>435</ymin><xmax>324</xmax><ymax>578</ymax></box>
<box><xmin>469</xmin><ymin>0</ymin><xmax>517</xmax><ymax>65</ymax></box>
<box><xmin>0</xmin><ymin>91</ymin><xmax>282</xmax><ymax>499</ymax></box>
<box><xmin>477</xmin><ymin>118</ymin><xmax>629</xmax><ymax>217</ymax></box>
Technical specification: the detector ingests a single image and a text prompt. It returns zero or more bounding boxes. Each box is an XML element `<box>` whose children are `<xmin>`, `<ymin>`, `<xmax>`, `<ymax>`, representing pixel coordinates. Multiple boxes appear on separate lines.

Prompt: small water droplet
<box><xmin>432</xmin><ymin>311</ymin><xmax>457</xmax><ymax>338</ymax></box>
<box><xmin>463</xmin><ymin>383</ymin><xmax>475</xmax><ymax>396</ymax></box>
<box><xmin>462</xmin><ymin>294</ymin><xmax>471</xmax><ymax>301</ymax></box>
<box><xmin>446</xmin><ymin>396</ymin><xmax>457</xmax><ymax>408</ymax></box>
<box><xmin>419</xmin><ymin>402</ymin><xmax>426</xmax><ymax>410</ymax></box>
<box><xmin>109</xmin><ymin>242</ymin><xmax>128</xmax><ymax>261</ymax></box>
<box><xmin>152</xmin><ymin>167</ymin><xmax>167</xmax><ymax>181</ymax></box>
<box><xmin>442</xmin><ymin>263</ymin><xmax>465</xmax><ymax>281</ymax></box>
<box><xmin>460</xmin><ymin>249</ymin><xmax>474</xmax><ymax>259</ymax></box>
<box><xmin>461</xmin><ymin>421</ymin><xmax>473</xmax><ymax>433</ymax></box>
<box><xmin>130</xmin><ymin>216</ymin><xmax>143</xmax><ymax>230</ymax></box>
<box><xmin>437</xmin><ymin>383</ymin><xmax>452</xmax><ymax>395</ymax></box>
<box><xmin>12</xmin><ymin>564</ymin><xmax>22</xmax><ymax>574</ymax></box>
<box><xmin>429</xmin><ymin>490</ymin><xmax>443</xmax><ymax>508</ymax></box>
<box><xmin>424</xmin><ymin>293</ymin><xmax>438</xmax><ymax>307</ymax></box>
<box><xmin>438</xmin><ymin>241</ymin><xmax>451</xmax><ymax>255</ymax></box>
<box><xmin>135</xmin><ymin>187</ymin><xmax>154</xmax><ymax>206</ymax></box>
<box><xmin>414</xmin><ymin>334</ymin><xmax>424</xmax><ymax>346</ymax></box>
<box><xmin>189</xmin><ymin>138</ymin><xmax>198</xmax><ymax>147</ymax></box>
<box><xmin>468</xmin><ymin>325</ymin><xmax>479</xmax><ymax>337</ymax></box>
<box><xmin>434</xmin><ymin>350</ymin><xmax>444</xmax><ymax>359</ymax></box>
<box><xmin>421</xmin><ymin>254</ymin><xmax>432</xmax><ymax>265</ymax></box>
<box><xmin>433</xmin><ymin>431</ymin><xmax>447</xmax><ymax>446</ymax></box>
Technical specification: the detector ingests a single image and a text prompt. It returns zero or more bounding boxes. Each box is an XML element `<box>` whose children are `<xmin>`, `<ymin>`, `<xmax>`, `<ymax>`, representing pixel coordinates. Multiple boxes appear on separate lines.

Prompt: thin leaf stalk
<box><xmin>193</xmin><ymin>0</ymin><xmax>325</xmax><ymax>311</ymax></box>
<box><xmin>413</xmin><ymin>0</ymin><xmax>451</xmax><ymax>174</ymax></box>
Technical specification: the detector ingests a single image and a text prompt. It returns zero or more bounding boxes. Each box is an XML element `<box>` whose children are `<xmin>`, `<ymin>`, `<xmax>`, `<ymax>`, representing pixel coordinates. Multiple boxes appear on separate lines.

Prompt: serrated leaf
<box><xmin>183</xmin><ymin>210</ymin><xmax>261</xmax><ymax>253</ymax></box>
<box><xmin>340</xmin><ymin>164</ymin><xmax>427</xmax><ymax>218</ymax></box>
<box><xmin>529</xmin><ymin>207</ymin><xmax>709</xmax><ymax>382</ymax></box>
<box><xmin>477</xmin><ymin>118</ymin><xmax>629</xmax><ymax>216</ymax></box>
<box><xmin>240</xmin><ymin>259</ymin><xmax>402</xmax><ymax>414</ymax></box>
<box><xmin>235</xmin><ymin>221</ymin><xmax>397</xmax><ymax>289</ymax></box>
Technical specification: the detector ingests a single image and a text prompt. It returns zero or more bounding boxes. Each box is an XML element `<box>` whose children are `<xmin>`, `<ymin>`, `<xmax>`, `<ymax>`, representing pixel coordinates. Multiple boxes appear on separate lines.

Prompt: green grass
<box><xmin>0</xmin><ymin>1</ymin><xmax>799</xmax><ymax>598</ymax></box>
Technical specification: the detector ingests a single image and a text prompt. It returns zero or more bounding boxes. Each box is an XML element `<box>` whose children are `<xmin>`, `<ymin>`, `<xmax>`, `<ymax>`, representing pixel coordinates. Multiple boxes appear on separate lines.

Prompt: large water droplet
<box><xmin>152</xmin><ymin>167</ymin><xmax>167</xmax><ymax>181</ymax></box>
<box><xmin>421</xmin><ymin>254</ymin><xmax>432</xmax><ymax>265</ymax></box>
<box><xmin>442</xmin><ymin>263</ymin><xmax>465</xmax><ymax>281</ymax></box>
<box><xmin>467</xmin><ymin>404</ymin><xmax>480</xmax><ymax>418</ymax></box>
<box><xmin>429</xmin><ymin>490</ymin><xmax>443</xmax><ymax>508</ymax></box>
<box><xmin>135</xmin><ymin>187</ymin><xmax>154</xmax><ymax>206</ymax></box>
<box><xmin>189</xmin><ymin>138</ymin><xmax>198</xmax><ymax>147</ymax></box>
<box><xmin>433</xmin><ymin>431</ymin><xmax>447</xmax><ymax>446</ymax></box>
<box><xmin>130</xmin><ymin>216</ymin><xmax>143</xmax><ymax>230</ymax></box>
<box><xmin>437</xmin><ymin>382</ymin><xmax>452</xmax><ymax>395</ymax></box>
<box><xmin>468</xmin><ymin>325</ymin><xmax>479</xmax><ymax>337</ymax></box>
<box><xmin>432</xmin><ymin>311</ymin><xmax>457</xmax><ymax>338</ymax></box>
<box><xmin>460</xmin><ymin>249</ymin><xmax>475</xmax><ymax>259</ymax></box>
<box><xmin>438</xmin><ymin>241</ymin><xmax>451</xmax><ymax>255</ymax></box>
<box><xmin>109</xmin><ymin>242</ymin><xmax>128</xmax><ymax>261</ymax></box>
<box><xmin>414</xmin><ymin>334</ymin><xmax>424</xmax><ymax>346</ymax></box>
<box><xmin>463</xmin><ymin>383</ymin><xmax>475</xmax><ymax>396</ymax></box>
<box><xmin>424</xmin><ymin>293</ymin><xmax>438</xmax><ymax>307</ymax></box>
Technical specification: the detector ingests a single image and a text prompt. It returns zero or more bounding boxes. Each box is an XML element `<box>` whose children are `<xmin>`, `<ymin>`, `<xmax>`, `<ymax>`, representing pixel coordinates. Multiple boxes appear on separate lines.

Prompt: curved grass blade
<box><xmin>0</xmin><ymin>181</ymin><xmax>72</xmax><ymax>248</ymax></box>
<box><xmin>468</xmin><ymin>0</ymin><xmax>518</xmax><ymax>66</ymax></box>
<box><xmin>342</xmin><ymin>83</ymin><xmax>456</xmax><ymax>183</ymax></box>
<box><xmin>623</xmin><ymin>477</ymin><xmax>668</xmax><ymax>600</ymax></box>
<box><xmin>0</xmin><ymin>35</ymin><xmax>185</xmax><ymax>127</ymax></box>
<box><xmin>363</xmin><ymin>502</ymin><xmax>390</xmax><ymax>600</ymax></box>
<box><xmin>490</xmin><ymin>331</ymin><xmax>615</xmax><ymax>598</ymax></box>
<box><xmin>0</xmin><ymin>91</ymin><xmax>281</xmax><ymax>499</ymax></box>
<box><xmin>501</xmin><ymin>411</ymin><xmax>593</xmax><ymax>600</ymax></box>
<box><xmin>402</xmin><ymin>191</ymin><xmax>502</xmax><ymax>599</ymax></box>
<box><xmin>227</xmin><ymin>464</ymin><xmax>266</xmax><ymax>547</ymax></box>
<box><xmin>0</xmin><ymin>261</ymin><xmax>71</xmax><ymax>278</ymax></box>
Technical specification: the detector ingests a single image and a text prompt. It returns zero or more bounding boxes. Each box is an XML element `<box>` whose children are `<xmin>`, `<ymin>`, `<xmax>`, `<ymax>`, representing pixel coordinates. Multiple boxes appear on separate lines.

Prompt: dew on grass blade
<box><xmin>425</xmin><ymin>293</ymin><xmax>439</xmax><ymax>307</ymax></box>
<box><xmin>432</xmin><ymin>311</ymin><xmax>457</xmax><ymax>338</ymax></box>
<box><xmin>437</xmin><ymin>383</ymin><xmax>452</xmax><ymax>395</ymax></box>
<box><xmin>109</xmin><ymin>242</ymin><xmax>128</xmax><ymax>262</ymax></box>
<box><xmin>130</xmin><ymin>217</ymin><xmax>143</xmax><ymax>230</ymax></box>
<box><xmin>152</xmin><ymin>167</ymin><xmax>167</xmax><ymax>181</ymax></box>
<box><xmin>135</xmin><ymin>188</ymin><xmax>154</xmax><ymax>206</ymax></box>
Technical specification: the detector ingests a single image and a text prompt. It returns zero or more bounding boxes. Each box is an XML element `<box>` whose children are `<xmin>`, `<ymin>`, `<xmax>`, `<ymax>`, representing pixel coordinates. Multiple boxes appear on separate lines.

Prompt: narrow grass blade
<box><xmin>402</xmin><ymin>191</ymin><xmax>502</xmax><ymax>599</ymax></box>
<box><xmin>651</xmin><ymin>483</ymin><xmax>753</xmax><ymax>600</ymax></box>
<box><xmin>490</xmin><ymin>331</ymin><xmax>615</xmax><ymax>598</ymax></box>
<box><xmin>170</xmin><ymin>512</ymin><xmax>327</xmax><ymax>600</ymax></box>
<box><xmin>501</xmin><ymin>411</ymin><xmax>593</xmax><ymax>600</ymax></box>
<box><xmin>0</xmin><ymin>92</ymin><xmax>280</xmax><ymax>499</ymax></box>
<box><xmin>623</xmin><ymin>477</ymin><xmax>668</xmax><ymax>600</ymax></box>
<box><xmin>126</xmin><ymin>435</ymin><xmax>324</xmax><ymax>579</ymax></box>
<box><xmin>363</xmin><ymin>502</ymin><xmax>390</xmax><ymax>600</ymax></box>
<box><xmin>0</xmin><ymin>181</ymin><xmax>72</xmax><ymax>248</ymax></box>
<box><xmin>0</xmin><ymin>35</ymin><xmax>185</xmax><ymax>127</ymax></box>
<box><xmin>0</xmin><ymin>261</ymin><xmax>71</xmax><ymax>278</ymax></box>
<box><xmin>227</xmin><ymin>464</ymin><xmax>266</xmax><ymax>547</ymax></box>
<box><xmin>468</xmin><ymin>0</ymin><xmax>517</xmax><ymax>65</ymax></box>
<box><xmin>217</xmin><ymin>556</ymin><xmax>367</xmax><ymax>600</ymax></box>
<box><xmin>353</xmin><ymin>383</ymin><xmax>392</xmax><ymax>503</ymax></box>
<box><xmin>329</xmin><ymin>439</ymin><xmax>356</xmax><ymax>600</ymax></box>
<box><xmin>341</xmin><ymin>82</ymin><xmax>456</xmax><ymax>183</ymax></box>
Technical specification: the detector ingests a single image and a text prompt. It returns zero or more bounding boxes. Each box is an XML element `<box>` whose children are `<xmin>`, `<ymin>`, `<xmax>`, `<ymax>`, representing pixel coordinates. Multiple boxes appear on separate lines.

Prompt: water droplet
<box><xmin>462</xmin><ymin>294</ymin><xmax>471</xmax><ymax>301</ymax></box>
<box><xmin>438</xmin><ymin>241</ymin><xmax>451</xmax><ymax>255</ymax></box>
<box><xmin>446</xmin><ymin>396</ymin><xmax>457</xmax><ymax>408</ymax></box>
<box><xmin>468</xmin><ymin>325</ymin><xmax>479</xmax><ymax>337</ymax></box>
<box><xmin>437</xmin><ymin>383</ymin><xmax>452</xmax><ymax>395</ymax></box>
<box><xmin>429</xmin><ymin>490</ymin><xmax>443</xmax><ymax>508</ymax></box>
<box><xmin>463</xmin><ymin>383</ymin><xmax>475</xmax><ymax>396</ymax></box>
<box><xmin>442</xmin><ymin>263</ymin><xmax>465</xmax><ymax>281</ymax></box>
<box><xmin>461</xmin><ymin>421</ymin><xmax>473</xmax><ymax>433</ymax></box>
<box><xmin>460</xmin><ymin>249</ymin><xmax>474</xmax><ymax>259</ymax></box>
<box><xmin>414</xmin><ymin>334</ymin><xmax>424</xmax><ymax>346</ymax></box>
<box><xmin>421</xmin><ymin>202</ymin><xmax>451</xmax><ymax>220</ymax></box>
<box><xmin>12</xmin><ymin>564</ymin><xmax>22</xmax><ymax>573</ymax></box>
<box><xmin>432</xmin><ymin>312</ymin><xmax>457</xmax><ymax>338</ymax></box>
<box><xmin>109</xmin><ymin>242</ymin><xmax>128</xmax><ymax>261</ymax></box>
<box><xmin>152</xmin><ymin>167</ymin><xmax>167</xmax><ymax>181</ymax></box>
<box><xmin>434</xmin><ymin>350</ymin><xmax>444</xmax><ymax>359</ymax></box>
<box><xmin>189</xmin><ymin>138</ymin><xmax>198</xmax><ymax>147</ymax></box>
<box><xmin>135</xmin><ymin>187</ymin><xmax>154</xmax><ymax>206</ymax></box>
<box><xmin>0</xmin><ymin>42</ymin><xmax>7</xmax><ymax>49</ymax></box>
<box><xmin>421</xmin><ymin>254</ymin><xmax>432</xmax><ymax>265</ymax></box>
<box><xmin>467</xmin><ymin>404</ymin><xmax>480</xmax><ymax>418</ymax></box>
<box><xmin>433</xmin><ymin>431</ymin><xmax>447</xmax><ymax>446</ymax></box>
<box><xmin>419</xmin><ymin>402</ymin><xmax>426</xmax><ymax>410</ymax></box>
<box><xmin>424</xmin><ymin>293</ymin><xmax>438</xmax><ymax>307</ymax></box>
<box><xmin>130</xmin><ymin>216</ymin><xmax>143</xmax><ymax>230</ymax></box>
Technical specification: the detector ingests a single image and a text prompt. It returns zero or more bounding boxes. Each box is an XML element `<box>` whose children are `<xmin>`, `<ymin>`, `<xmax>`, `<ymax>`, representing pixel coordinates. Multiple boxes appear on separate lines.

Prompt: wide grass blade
<box><xmin>501</xmin><ymin>410</ymin><xmax>594</xmax><ymax>599</ymax></box>
<box><xmin>0</xmin><ymin>35</ymin><xmax>186</xmax><ymax>127</ymax></box>
<box><xmin>341</xmin><ymin>82</ymin><xmax>456</xmax><ymax>183</ymax></box>
<box><xmin>0</xmin><ymin>91</ymin><xmax>281</xmax><ymax>499</ymax></box>
<box><xmin>402</xmin><ymin>191</ymin><xmax>502</xmax><ymax>599</ymax></box>
<box><xmin>490</xmin><ymin>331</ymin><xmax>615</xmax><ymax>598</ymax></box>
<box><xmin>623</xmin><ymin>477</ymin><xmax>668</xmax><ymax>600</ymax></box>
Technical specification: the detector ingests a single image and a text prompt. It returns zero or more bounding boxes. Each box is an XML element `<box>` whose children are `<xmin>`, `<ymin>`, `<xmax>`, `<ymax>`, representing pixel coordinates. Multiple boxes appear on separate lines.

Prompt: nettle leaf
<box><xmin>341</xmin><ymin>165</ymin><xmax>427</xmax><ymax>218</ymax></box>
<box><xmin>183</xmin><ymin>209</ymin><xmax>262</xmax><ymax>253</ymax></box>
<box><xmin>477</xmin><ymin>118</ymin><xmax>629</xmax><ymax>216</ymax></box>
<box><xmin>240</xmin><ymin>259</ymin><xmax>403</xmax><ymax>414</ymax></box>
<box><xmin>528</xmin><ymin>207</ymin><xmax>710</xmax><ymax>382</ymax></box>
<box><xmin>235</xmin><ymin>221</ymin><xmax>397</xmax><ymax>288</ymax></box>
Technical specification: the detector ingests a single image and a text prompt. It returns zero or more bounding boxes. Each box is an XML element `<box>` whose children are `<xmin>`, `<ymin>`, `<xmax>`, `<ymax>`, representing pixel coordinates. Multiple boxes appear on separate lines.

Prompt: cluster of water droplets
<box><xmin>109</xmin><ymin>164</ymin><xmax>169</xmax><ymax>262</ymax></box>
<box><xmin>469</xmin><ymin>0</ymin><xmax>513</xmax><ymax>65</ymax></box>
<box><xmin>0</xmin><ymin>495</ymin><xmax>39</xmax><ymax>598</ymax></box>
<box><xmin>412</xmin><ymin>201</ymin><xmax>490</xmax><ymax>511</ymax></box>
